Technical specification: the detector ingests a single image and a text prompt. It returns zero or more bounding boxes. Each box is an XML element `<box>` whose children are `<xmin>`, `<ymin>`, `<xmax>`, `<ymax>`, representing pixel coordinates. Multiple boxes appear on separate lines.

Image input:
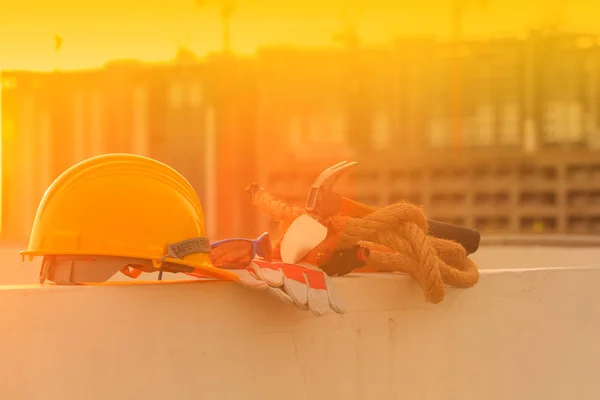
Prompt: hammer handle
<box><xmin>427</xmin><ymin>219</ymin><xmax>480</xmax><ymax>254</ymax></box>
<box><xmin>338</xmin><ymin>197</ymin><xmax>480</xmax><ymax>254</ymax></box>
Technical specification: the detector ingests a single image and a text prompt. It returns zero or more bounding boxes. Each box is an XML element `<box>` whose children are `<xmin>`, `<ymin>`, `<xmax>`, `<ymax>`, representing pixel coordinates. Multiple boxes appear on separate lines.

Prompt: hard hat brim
<box><xmin>20</xmin><ymin>250</ymin><xmax>242</xmax><ymax>283</ymax></box>
<box><xmin>164</xmin><ymin>257</ymin><xmax>241</xmax><ymax>282</ymax></box>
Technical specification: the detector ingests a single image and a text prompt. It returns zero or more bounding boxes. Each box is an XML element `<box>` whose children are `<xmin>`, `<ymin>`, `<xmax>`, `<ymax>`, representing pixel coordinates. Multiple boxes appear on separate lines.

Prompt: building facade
<box><xmin>252</xmin><ymin>30</ymin><xmax>600</xmax><ymax>236</ymax></box>
<box><xmin>2</xmin><ymin>30</ymin><xmax>600</xmax><ymax>243</ymax></box>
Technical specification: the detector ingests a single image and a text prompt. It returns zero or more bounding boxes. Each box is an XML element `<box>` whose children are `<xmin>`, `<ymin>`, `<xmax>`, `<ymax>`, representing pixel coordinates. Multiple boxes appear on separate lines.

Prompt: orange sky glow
<box><xmin>0</xmin><ymin>0</ymin><xmax>598</xmax><ymax>71</ymax></box>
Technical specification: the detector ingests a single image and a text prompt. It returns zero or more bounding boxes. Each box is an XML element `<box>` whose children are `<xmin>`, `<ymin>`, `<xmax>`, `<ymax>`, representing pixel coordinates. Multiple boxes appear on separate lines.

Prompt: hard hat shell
<box><xmin>20</xmin><ymin>153</ymin><xmax>239</xmax><ymax>282</ymax></box>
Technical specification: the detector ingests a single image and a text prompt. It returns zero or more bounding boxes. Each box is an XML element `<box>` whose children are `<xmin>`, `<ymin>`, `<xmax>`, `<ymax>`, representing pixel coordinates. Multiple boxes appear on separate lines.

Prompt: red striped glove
<box><xmin>230</xmin><ymin>260</ymin><xmax>345</xmax><ymax>316</ymax></box>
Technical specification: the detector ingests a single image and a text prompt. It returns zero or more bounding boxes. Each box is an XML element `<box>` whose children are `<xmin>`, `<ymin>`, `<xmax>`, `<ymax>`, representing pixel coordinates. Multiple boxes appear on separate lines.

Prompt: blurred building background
<box><xmin>2</xmin><ymin>29</ymin><xmax>600</xmax><ymax>244</ymax></box>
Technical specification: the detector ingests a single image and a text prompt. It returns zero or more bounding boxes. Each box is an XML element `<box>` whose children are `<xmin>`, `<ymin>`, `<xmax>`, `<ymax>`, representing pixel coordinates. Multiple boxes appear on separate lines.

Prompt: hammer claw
<box><xmin>313</xmin><ymin>161</ymin><xmax>358</xmax><ymax>190</ymax></box>
<box><xmin>305</xmin><ymin>160</ymin><xmax>358</xmax><ymax>213</ymax></box>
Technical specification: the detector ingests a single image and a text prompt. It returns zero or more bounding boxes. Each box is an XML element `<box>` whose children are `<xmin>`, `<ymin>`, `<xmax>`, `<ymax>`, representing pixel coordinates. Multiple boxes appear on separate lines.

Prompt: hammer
<box><xmin>305</xmin><ymin>161</ymin><xmax>481</xmax><ymax>255</ymax></box>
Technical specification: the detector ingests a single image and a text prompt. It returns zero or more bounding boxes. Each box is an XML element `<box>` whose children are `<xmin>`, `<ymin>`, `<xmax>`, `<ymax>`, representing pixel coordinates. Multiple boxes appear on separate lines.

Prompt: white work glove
<box><xmin>224</xmin><ymin>260</ymin><xmax>345</xmax><ymax>317</ymax></box>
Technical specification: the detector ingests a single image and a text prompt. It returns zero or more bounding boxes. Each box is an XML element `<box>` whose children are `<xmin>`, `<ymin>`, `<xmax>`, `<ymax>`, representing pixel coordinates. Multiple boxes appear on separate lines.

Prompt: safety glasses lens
<box><xmin>210</xmin><ymin>240</ymin><xmax>254</xmax><ymax>269</ymax></box>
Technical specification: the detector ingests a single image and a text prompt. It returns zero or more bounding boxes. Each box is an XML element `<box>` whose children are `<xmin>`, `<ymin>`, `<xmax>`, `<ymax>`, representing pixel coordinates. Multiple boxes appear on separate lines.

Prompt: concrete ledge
<box><xmin>481</xmin><ymin>234</ymin><xmax>600</xmax><ymax>247</ymax></box>
<box><xmin>1</xmin><ymin>267</ymin><xmax>599</xmax><ymax>400</ymax></box>
<box><xmin>471</xmin><ymin>246</ymin><xmax>600</xmax><ymax>270</ymax></box>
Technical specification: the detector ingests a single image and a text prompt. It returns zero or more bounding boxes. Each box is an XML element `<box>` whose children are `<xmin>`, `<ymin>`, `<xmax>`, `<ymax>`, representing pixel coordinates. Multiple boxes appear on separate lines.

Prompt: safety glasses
<box><xmin>209</xmin><ymin>232</ymin><xmax>272</xmax><ymax>269</ymax></box>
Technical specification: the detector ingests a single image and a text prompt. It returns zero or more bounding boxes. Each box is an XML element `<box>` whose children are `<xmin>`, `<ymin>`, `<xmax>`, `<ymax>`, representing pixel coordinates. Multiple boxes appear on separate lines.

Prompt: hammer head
<box><xmin>305</xmin><ymin>161</ymin><xmax>358</xmax><ymax>214</ymax></box>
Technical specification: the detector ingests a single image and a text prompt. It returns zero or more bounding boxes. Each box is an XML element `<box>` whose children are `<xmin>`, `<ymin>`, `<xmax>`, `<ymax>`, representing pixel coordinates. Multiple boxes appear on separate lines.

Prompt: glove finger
<box><xmin>250</xmin><ymin>261</ymin><xmax>285</xmax><ymax>288</ymax></box>
<box><xmin>302</xmin><ymin>267</ymin><xmax>345</xmax><ymax>314</ymax></box>
<box><xmin>306</xmin><ymin>286</ymin><xmax>331</xmax><ymax>316</ymax></box>
<box><xmin>232</xmin><ymin>269</ymin><xmax>269</xmax><ymax>290</ymax></box>
<box><xmin>282</xmin><ymin>276</ymin><xmax>309</xmax><ymax>310</ymax></box>
<box><xmin>265</xmin><ymin>286</ymin><xmax>295</xmax><ymax>305</ymax></box>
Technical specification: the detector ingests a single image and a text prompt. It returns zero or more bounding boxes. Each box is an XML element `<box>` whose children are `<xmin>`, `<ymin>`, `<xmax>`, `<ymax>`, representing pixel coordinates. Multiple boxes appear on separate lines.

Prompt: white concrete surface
<box><xmin>480</xmin><ymin>234</ymin><xmax>600</xmax><ymax>246</ymax></box>
<box><xmin>1</xmin><ymin>267</ymin><xmax>599</xmax><ymax>400</ymax></box>
<box><xmin>470</xmin><ymin>245</ymin><xmax>600</xmax><ymax>270</ymax></box>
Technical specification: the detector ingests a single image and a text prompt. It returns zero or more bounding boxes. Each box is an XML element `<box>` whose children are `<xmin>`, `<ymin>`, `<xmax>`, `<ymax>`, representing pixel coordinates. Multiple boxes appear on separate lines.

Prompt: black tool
<box><xmin>319</xmin><ymin>245</ymin><xmax>370</xmax><ymax>276</ymax></box>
